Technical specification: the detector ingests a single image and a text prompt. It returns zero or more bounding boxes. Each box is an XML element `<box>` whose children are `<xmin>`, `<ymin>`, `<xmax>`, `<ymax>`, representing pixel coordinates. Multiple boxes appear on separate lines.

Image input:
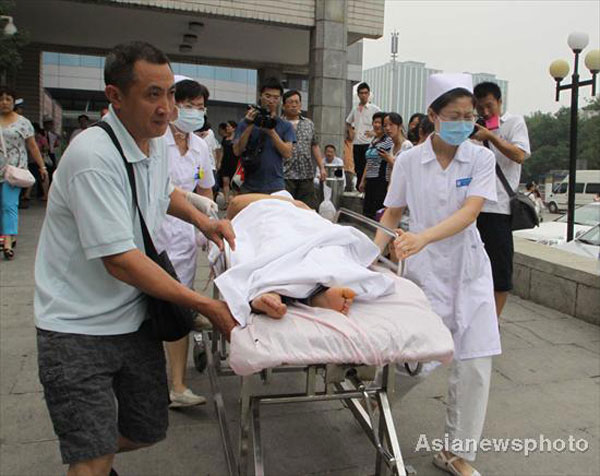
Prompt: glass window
<box><xmin>80</xmin><ymin>55</ymin><xmax>102</xmax><ymax>68</ymax></box>
<box><xmin>585</xmin><ymin>183</ymin><xmax>600</xmax><ymax>194</ymax></box>
<box><xmin>575</xmin><ymin>182</ymin><xmax>585</xmax><ymax>193</ymax></box>
<box><xmin>248</xmin><ymin>70</ymin><xmax>257</xmax><ymax>85</ymax></box>
<box><xmin>179</xmin><ymin>63</ymin><xmax>197</xmax><ymax>77</ymax></box>
<box><xmin>230</xmin><ymin>68</ymin><xmax>247</xmax><ymax>83</ymax></box>
<box><xmin>171</xmin><ymin>63</ymin><xmax>182</xmax><ymax>74</ymax></box>
<box><xmin>554</xmin><ymin>182</ymin><xmax>568</xmax><ymax>194</ymax></box>
<box><xmin>557</xmin><ymin>203</ymin><xmax>600</xmax><ymax>226</ymax></box>
<box><xmin>215</xmin><ymin>67</ymin><xmax>231</xmax><ymax>81</ymax></box>
<box><xmin>43</xmin><ymin>52</ymin><xmax>59</xmax><ymax>64</ymax></box>
<box><xmin>59</xmin><ymin>53</ymin><xmax>81</xmax><ymax>66</ymax></box>
<box><xmin>197</xmin><ymin>65</ymin><xmax>214</xmax><ymax>80</ymax></box>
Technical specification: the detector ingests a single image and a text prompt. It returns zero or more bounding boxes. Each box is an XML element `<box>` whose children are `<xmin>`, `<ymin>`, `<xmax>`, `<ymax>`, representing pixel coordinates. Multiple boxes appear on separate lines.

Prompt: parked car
<box><xmin>554</xmin><ymin>225</ymin><xmax>599</xmax><ymax>260</ymax></box>
<box><xmin>513</xmin><ymin>202</ymin><xmax>600</xmax><ymax>246</ymax></box>
<box><xmin>546</xmin><ymin>170</ymin><xmax>600</xmax><ymax>213</ymax></box>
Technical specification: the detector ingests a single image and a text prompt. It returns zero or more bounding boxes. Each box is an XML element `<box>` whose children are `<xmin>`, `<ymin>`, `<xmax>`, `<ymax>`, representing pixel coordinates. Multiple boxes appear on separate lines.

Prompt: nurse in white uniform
<box><xmin>155</xmin><ymin>76</ymin><xmax>215</xmax><ymax>408</ymax></box>
<box><xmin>376</xmin><ymin>73</ymin><xmax>501</xmax><ymax>476</ymax></box>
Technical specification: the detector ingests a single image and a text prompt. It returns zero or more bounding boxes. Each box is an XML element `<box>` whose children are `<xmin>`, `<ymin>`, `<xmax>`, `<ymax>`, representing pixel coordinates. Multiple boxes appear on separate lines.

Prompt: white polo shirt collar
<box><xmin>104</xmin><ymin>105</ymin><xmax>161</xmax><ymax>163</ymax></box>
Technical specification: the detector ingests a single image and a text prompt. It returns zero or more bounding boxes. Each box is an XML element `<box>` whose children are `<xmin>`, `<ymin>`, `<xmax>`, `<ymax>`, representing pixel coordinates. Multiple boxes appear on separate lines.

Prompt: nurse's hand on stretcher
<box><xmin>197</xmin><ymin>299</ymin><xmax>238</xmax><ymax>341</ymax></box>
<box><xmin>394</xmin><ymin>229</ymin><xmax>428</xmax><ymax>259</ymax></box>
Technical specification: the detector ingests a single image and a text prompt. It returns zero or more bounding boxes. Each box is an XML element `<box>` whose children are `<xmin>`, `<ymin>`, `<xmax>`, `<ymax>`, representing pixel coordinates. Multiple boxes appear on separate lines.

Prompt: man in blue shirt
<box><xmin>233</xmin><ymin>78</ymin><xmax>296</xmax><ymax>194</ymax></box>
<box><xmin>34</xmin><ymin>41</ymin><xmax>237</xmax><ymax>476</ymax></box>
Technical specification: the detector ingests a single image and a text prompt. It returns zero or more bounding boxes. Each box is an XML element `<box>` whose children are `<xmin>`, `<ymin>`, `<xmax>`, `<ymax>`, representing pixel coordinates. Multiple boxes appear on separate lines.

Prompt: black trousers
<box><xmin>353</xmin><ymin>144</ymin><xmax>369</xmax><ymax>186</ymax></box>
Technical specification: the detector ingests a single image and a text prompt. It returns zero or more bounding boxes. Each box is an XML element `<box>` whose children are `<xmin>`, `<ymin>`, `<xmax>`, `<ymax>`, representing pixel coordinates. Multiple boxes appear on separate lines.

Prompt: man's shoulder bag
<box><xmin>241</xmin><ymin>129</ymin><xmax>266</xmax><ymax>175</ymax></box>
<box><xmin>496</xmin><ymin>163</ymin><xmax>539</xmax><ymax>231</ymax></box>
<box><xmin>95</xmin><ymin>121</ymin><xmax>195</xmax><ymax>342</ymax></box>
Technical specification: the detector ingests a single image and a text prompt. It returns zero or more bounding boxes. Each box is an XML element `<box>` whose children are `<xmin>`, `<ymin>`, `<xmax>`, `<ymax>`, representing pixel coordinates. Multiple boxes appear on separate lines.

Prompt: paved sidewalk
<box><xmin>1</xmin><ymin>202</ymin><xmax>599</xmax><ymax>476</ymax></box>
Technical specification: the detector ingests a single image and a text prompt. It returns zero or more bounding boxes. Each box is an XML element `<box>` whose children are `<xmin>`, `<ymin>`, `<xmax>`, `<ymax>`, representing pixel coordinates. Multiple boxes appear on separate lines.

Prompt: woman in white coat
<box><xmin>376</xmin><ymin>73</ymin><xmax>501</xmax><ymax>476</ymax></box>
<box><xmin>155</xmin><ymin>77</ymin><xmax>215</xmax><ymax>408</ymax></box>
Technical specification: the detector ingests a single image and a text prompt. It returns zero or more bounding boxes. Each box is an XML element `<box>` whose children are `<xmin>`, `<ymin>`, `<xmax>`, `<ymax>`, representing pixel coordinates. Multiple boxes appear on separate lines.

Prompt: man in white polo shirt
<box><xmin>472</xmin><ymin>81</ymin><xmax>531</xmax><ymax>318</ymax></box>
<box><xmin>345</xmin><ymin>82</ymin><xmax>381</xmax><ymax>186</ymax></box>
<box><xmin>34</xmin><ymin>41</ymin><xmax>237</xmax><ymax>476</ymax></box>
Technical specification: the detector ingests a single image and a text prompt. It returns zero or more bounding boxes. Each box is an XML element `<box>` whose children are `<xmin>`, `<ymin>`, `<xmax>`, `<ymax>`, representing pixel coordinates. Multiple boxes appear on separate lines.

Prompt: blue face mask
<box><xmin>172</xmin><ymin>107</ymin><xmax>205</xmax><ymax>133</ymax></box>
<box><xmin>437</xmin><ymin>120</ymin><xmax>474</xmax><ymax>146</ymax></box>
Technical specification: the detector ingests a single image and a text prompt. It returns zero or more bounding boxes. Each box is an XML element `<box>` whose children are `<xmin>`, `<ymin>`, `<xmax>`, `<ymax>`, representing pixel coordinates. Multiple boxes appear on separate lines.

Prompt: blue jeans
<box><xmin>1</xmin><ymin>181</ymin><xmax>21</xmax><ymax>235</ymax></box>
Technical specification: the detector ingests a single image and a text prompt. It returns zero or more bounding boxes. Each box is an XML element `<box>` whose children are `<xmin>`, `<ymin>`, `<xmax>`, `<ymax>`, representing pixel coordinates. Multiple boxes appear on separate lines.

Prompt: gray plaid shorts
<box><xmin>36</xmin><ymin>326</ymin><xmax>169</xmax><ymax>464</ymax></box>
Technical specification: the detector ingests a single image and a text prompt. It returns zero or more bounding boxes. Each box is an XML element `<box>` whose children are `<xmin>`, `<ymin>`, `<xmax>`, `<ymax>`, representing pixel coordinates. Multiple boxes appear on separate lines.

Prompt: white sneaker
<box><xmin>169</xmin><ymin>388</ymin><xmax>207</xmax><ymax>408</ymax></box>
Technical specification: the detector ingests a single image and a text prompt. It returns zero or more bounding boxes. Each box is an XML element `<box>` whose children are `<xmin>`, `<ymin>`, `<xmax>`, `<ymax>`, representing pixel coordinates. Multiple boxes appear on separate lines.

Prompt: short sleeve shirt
<box><xmin>364</xmin><ymin>135</ymin><xmax>394</xmax><ymax>180</ymax></box>
<box><xmin>201</xmin><ymin>129</ymin><xmax>221</xmax><ymax>170</ymax></box>
<box><xmin>345</xmin><ymin>103</ymin><xmax>381</xmax><ymax>145</ymax></box>
<box><xmin>283</xmin><ymin>116</ymin><xmax>319</xmax><ymax>180</ymax></box>
<box><xmin>234</xmin><ymin>117</ymin><xmax>296</xmax><ymax>192</ymax></box>
<box><xmin>385</xmin><ymin>137</ymin><xmax>497</xmax><ymax>230</ymax></box>
<box><xmin>34</xmin><ymin>106</ymin><xmax>173</xmax><ymax>336</ymax></box>
<box><xmin>0</xmin><ymin>115</ymin><xmax>34</xmax><ymax>182</ymax></box>
<box><xmin>481</xmin><ymin>113</ymin><xmax>531</xmax><ymax>215</ymax></box>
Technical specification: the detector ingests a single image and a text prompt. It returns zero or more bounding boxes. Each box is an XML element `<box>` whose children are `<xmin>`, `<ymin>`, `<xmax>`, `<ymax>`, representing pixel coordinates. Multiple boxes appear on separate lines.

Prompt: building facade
<box><xmin>363</xmin><ymin>60</ymin><xmax>508</xmax><ymax>121</ymax></box>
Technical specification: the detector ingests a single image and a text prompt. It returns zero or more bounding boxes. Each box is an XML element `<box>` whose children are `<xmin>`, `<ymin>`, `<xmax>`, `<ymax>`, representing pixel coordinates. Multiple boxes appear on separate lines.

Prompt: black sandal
<box><xmin>3</xmin><ymin>248</ymin><xmax>14</xmax><ymax>260</ymax></box>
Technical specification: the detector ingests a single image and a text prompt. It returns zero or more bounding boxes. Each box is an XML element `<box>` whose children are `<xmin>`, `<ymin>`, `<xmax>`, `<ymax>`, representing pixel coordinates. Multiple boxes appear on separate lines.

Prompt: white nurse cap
<box><xmin>425</xmin><ymin>73</ymin><xmax>473</xmax><ymax>109</ymax></box>
<box><xmin>174</xmin><ymin>74</ymin><xmax>193</xmax><ymax>84</ymax></box>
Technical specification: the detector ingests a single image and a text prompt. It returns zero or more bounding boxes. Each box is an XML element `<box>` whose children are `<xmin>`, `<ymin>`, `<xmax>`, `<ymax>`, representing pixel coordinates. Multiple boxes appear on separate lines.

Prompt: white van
<box><xmin>546</xmin><ymin>170</ymin><xmax>600</xmax><ymax>213</ymax></box>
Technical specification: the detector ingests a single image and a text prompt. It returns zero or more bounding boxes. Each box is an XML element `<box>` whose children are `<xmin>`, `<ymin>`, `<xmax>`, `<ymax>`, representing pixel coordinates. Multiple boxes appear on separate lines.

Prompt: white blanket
<box><xmin>229</xmin><ymin>268</ymin><xmax>454</xmax><ymax>376</ymax></box>
<box><xmin>213</xmin><ymin>200</ymin><xmax>395</xmax><ymax>326</ymax></box>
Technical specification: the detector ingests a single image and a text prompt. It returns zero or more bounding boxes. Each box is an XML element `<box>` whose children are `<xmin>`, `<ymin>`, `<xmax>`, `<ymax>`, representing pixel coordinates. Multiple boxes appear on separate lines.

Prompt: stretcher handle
<box><xmin>334</xmin><ymin>208</ymin><xmax>398</xmax><ymax>240</ymax></box>
<box><xmin>334</xmin><ymin>208</ymin><xmax>402</xmax><ymax>276</ymax></box>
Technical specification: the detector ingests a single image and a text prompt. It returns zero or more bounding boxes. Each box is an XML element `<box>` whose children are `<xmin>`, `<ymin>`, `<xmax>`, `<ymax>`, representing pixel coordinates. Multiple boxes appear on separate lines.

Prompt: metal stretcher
<box><xmin>195</xmin><ymin>208</ymin><xmax>420</xmax><ymax>476</ymax></box>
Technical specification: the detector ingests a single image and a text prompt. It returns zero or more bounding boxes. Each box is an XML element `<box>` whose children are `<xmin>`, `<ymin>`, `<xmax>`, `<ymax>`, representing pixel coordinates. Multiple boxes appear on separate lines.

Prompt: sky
<box><xmin>362</xmin><ymin>0</ymin><xmax>600</xmax><ymax>116</ymax></box>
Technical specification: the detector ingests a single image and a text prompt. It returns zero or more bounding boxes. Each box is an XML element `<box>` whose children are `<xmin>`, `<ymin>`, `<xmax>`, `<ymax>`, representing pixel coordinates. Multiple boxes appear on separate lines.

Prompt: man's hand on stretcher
<box><xmin>168</xmin><ymin>188</ymin><xmax>236</xmax><ymax>252</ymax></box>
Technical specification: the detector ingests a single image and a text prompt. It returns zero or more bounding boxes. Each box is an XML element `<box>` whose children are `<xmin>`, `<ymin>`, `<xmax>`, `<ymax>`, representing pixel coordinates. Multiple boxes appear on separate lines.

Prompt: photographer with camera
<box><xmin>472</xmin><ymin>82</ymin><xmax>530</xmax><ymax>319</ymax></box>
<box><xmin>233</xmin><ymin>78</ymin><xmax>296</xmax><ymax>194</ymax></box>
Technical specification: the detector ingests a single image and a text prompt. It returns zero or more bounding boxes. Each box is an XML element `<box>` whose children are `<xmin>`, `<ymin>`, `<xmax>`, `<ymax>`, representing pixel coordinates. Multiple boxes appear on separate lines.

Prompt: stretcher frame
<box><xmin>201</xmin><ymin>208</ymin><xmax>418</xmax><ymax>476</ymax></box>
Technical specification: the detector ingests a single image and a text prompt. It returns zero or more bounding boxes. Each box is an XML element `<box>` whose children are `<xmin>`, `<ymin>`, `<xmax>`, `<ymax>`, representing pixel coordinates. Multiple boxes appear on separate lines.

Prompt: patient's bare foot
<box><xmin>310</xmin><ymin>287</ymin><xmax>357</xmax><ymax>315</ymax></box>
<box><xmin>251</xmin><ymin>293</ymin><xmax>287</xmax><ymax>319</ymax></box>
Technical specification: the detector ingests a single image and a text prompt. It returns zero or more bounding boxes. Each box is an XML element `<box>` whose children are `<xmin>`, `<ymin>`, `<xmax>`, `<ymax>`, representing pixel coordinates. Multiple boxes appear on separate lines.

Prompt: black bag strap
<box><xmin>94</xmin><ymin>121</ymin><xmax>158</xmax><ymax>260</ymax></box>
<box><xmin>495</xmin><ymin>163</ymin><xmax>516</xmax><ymax>198</ymax></box>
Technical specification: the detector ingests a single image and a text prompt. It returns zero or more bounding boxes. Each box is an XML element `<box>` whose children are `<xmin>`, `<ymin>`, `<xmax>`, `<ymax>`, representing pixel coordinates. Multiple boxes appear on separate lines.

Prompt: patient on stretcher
<box><xmin>210</xmin><ymin>193</ymin><xmax>395</xmax><ymax>327</ymax></box>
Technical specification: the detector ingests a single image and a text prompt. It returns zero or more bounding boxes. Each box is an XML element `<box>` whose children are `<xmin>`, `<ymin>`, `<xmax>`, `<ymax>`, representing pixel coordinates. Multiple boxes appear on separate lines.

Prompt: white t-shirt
<box><xmin>201</xmin><ymin>128</ymin><xmax>221</xmax><ymax>170</ymax></box>
<box><xmin>481</xmin><ymin>113</ymin><xmax>531</xmax><ymax>215</ymax></box>
<box><xmin>315</xmin><ymin>156</ymin><xmax>345</xmax><ymax>188</ymax></box>
<box><xmin>345</xmin><ymin>103</ymin><xmax>381</xmax><ymax>145</ymax></box>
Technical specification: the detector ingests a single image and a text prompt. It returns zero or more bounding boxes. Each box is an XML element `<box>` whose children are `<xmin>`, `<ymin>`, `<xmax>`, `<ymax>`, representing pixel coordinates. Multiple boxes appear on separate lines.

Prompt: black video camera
<box><xmin>249</xmin><ymin>105</ymin><xmax>277</xmax><ymax>129</ymax></box>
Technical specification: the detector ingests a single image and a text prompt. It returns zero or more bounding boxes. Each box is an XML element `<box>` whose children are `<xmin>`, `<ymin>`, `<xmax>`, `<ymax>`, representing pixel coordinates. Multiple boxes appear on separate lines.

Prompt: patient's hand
<box><xmin>202</xmin><ymin>299</ymin><xmax>238</xmax><ymax>341</ymax></box>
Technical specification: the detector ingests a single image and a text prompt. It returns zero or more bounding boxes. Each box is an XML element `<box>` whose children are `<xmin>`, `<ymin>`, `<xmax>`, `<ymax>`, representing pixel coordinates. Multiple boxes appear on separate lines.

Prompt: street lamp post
<box><xmin>390</xmin><ymin>31</ymin><xmax>399</xmax><ymax>112</ymax></box>
<box><xmin>549</xmin><ymin>32</ymin><xmax>599</xmax><ymax>242</ymax></box>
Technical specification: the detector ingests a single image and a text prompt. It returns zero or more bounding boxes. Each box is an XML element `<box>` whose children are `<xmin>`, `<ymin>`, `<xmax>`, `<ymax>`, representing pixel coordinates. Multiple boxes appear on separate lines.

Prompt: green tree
<box><xmin>0</xmin><ymin>0</ymin><xmax>28</xmax><ymax>86</ymax></box>
<box><xmin>523</xmin><ymin>96</ymin><xmax>599</xmax><ymax>182</ymax></box>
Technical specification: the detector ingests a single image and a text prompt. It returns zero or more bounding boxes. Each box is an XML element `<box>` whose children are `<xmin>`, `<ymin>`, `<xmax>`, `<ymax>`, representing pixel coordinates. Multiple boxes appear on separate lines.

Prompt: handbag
<box><xmin>495</xmin><ymin>164</ymin><xmax>539</xmax><ymax>231</ymax></box>
<box><xmin>1</xmin><ymin>126</ymin><xmax>36</xmax><ymax>188</ymax></box>
<box><xmin>94</xmin><ymin>121</ymin><xmax>195</xmax><ymax>342</ymax></box>
<box><xmin>4</xmin><ymin>165</ymin><xmax>36</xmax><ymax>188</ymax></box>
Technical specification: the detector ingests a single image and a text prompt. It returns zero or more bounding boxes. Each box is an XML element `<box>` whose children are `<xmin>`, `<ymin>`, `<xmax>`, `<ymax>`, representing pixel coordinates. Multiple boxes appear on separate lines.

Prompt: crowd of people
<box><xmin>0</xmin><ymin>38</ymin><xmax>534</xmax><ymax>476</ymax></box>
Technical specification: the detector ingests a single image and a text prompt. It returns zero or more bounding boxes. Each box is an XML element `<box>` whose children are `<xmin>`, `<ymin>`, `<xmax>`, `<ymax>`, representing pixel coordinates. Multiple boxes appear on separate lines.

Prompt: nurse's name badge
<box><xmin>456</xmin><ymin>177</ymin><xmax>472</xmax><ymax>188</ymax></box>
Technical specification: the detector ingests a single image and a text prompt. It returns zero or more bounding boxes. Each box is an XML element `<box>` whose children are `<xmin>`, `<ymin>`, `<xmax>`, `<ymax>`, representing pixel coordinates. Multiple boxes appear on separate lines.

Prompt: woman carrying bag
<box><xmin>0</xmin><ymin>86</ymin><xmax>48</xmax><ymax>260</ymax></box>
<box><xmin>376</xmin><ymin>73</ymin><xmax>501</xmax><ymax>476</ymax></box>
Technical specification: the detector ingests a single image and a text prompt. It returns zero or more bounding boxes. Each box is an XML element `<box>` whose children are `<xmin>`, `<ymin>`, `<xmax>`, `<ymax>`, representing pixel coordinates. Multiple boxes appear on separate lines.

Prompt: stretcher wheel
<box><xmin>193</xmin><ymin>339</ymin><xmax>208</xmax><ymax>373</ymax></box>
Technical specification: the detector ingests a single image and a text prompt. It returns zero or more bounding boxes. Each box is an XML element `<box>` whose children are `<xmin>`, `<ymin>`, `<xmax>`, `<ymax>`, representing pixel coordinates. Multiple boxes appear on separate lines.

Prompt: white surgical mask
<box><xmin>172</xmin><ymin>107</ymin><xmax>205</xmax><ymax>133</ymax></box>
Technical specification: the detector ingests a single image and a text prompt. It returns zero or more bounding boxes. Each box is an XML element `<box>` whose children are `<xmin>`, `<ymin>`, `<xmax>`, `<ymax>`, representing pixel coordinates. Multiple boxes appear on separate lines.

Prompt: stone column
<box><xmin>19</xmin><ymin>44</ymin><xmax>43</xmax><ymax>123</ymax></box>
<box><xmin>309</xmin><ymin>0</ymin><xmax>348</xmax><ymax>154</ymax></box>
